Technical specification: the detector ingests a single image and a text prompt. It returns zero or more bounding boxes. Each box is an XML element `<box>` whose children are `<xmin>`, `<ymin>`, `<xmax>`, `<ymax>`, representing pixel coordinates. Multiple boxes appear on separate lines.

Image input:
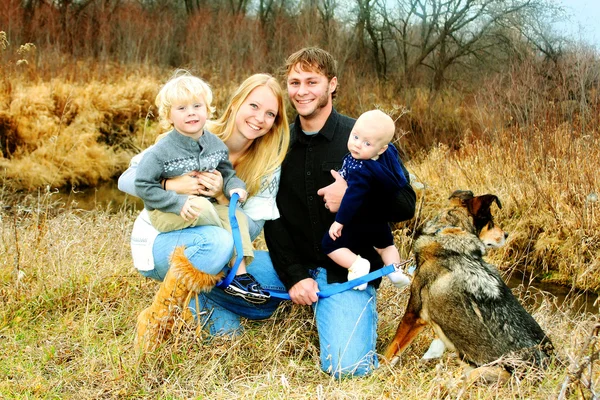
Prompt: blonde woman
<box><xmin>119</xmin><ymin>73</ymin><xmax>290</xmax><ymax>337</ymax></box>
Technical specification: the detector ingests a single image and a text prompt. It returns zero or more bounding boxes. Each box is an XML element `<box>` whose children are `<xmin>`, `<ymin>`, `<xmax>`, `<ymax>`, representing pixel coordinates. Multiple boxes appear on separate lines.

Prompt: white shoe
<box><xmin>348</xmin><ymin>255</ymin><xmax>370</xmax><ymax>290</ymax></box>
<box><xmin>387</xmin><ymin>269</ymin><xmax>411</xmax><ymax>289</ymax></box>
<box><xmin>387</xmin><ymin>260</ymin><xmax>413</xmax><ymax>289</ymax></box>
<box><xmin>421</xmin><ymin>338</ymin><xmax>446</xmax><ymax>360</ymax></box>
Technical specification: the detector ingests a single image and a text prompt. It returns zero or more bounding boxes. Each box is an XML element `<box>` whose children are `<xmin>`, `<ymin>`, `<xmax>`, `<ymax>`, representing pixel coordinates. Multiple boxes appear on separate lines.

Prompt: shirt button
<box><xmin>307</xmin><ymin>171</ymin><xmax>312</xmax><ymax>176</ymax></box>
<box><xmin>308</xmin><ymin>196</ymin><xmax>314</xmax><ymax>201</ymax></box>
<box><xmin>308</xmin><ymin>147</ymin><xmax>313</xmax><ymax>152</ymax></box>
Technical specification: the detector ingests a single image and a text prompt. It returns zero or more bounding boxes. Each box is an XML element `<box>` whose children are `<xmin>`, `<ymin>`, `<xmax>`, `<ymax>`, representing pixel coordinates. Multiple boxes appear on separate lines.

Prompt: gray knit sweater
<box><xmin>134</xmin><ymin>129</ymin><xmax>245</xmax><ymax>214</ymax></box>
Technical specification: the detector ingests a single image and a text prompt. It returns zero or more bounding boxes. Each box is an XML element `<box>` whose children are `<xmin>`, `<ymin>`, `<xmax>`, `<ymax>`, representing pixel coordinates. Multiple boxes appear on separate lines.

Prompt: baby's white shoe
<box><xmin>348</xmin><ymin>255</ymin><xmax>370</xmax><ymax>290</ymax></box>
<box><xmin>387</xmin><ymin>269</ymin><xmax>411</xmax><ymax>289</ymax></box>
<box><xmin>387</xmin><ymin>260</ymin><xmax>413</xmax><ymax>289</ymax></box>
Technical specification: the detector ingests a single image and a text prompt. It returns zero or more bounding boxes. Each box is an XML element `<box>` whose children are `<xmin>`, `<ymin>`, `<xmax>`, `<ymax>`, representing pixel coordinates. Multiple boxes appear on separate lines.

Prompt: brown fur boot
<box><xmin>134</xmin><ymin>246</ymin><xmax>224</xmax><ymax>353</ymax></box>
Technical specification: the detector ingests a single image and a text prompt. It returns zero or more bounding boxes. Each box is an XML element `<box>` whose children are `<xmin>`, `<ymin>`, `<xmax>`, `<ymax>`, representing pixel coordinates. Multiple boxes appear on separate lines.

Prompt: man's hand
<box><xmin>317</xmin><ymin>170</ymin><xmax>347</xmax><ymax>213</ymax></box>
<box><xmin>289</xmin><ymin>278</ymin><xmax>319</xmax><ymax>305</ymax></box>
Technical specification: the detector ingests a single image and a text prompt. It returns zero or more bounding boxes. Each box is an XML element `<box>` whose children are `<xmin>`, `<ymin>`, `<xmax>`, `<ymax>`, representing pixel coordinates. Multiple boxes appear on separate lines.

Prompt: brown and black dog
<box><xmin>384</xmin><ymin>190</ymin><xmax>553</xmax><ymax>382</ymax></box>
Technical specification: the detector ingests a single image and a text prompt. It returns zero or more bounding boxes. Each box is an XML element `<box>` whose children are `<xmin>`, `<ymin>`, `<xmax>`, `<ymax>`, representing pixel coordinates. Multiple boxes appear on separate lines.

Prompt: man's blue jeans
<box><xmin>312</xmin><ymin>267</ymin><xmax>379</xmax><ymax>378</ymax></box>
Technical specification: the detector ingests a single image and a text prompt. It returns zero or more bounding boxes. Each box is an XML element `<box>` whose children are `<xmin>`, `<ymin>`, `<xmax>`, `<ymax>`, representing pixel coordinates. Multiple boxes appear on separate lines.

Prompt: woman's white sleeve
<box><xmin>117</xmin><ymin>150</ymin><xmax>147</xmax><ymax>197</ymax></box>
<box><xmin>241</xmin><ymin>167</ymin><xmax>281</xmax><ymax>222</ymax></box>
<box><xmin>130</xmin><ymin>209</ymin><xmax>160</xmax><ymax>271</ymax></box>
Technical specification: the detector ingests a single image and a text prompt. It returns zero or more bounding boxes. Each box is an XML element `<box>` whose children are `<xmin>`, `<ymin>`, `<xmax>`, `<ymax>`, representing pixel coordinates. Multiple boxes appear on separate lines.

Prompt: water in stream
<box><xmin>54</xmin><ymin>179</ymin><xmax>143</xmax><ymax>212</ymax></box>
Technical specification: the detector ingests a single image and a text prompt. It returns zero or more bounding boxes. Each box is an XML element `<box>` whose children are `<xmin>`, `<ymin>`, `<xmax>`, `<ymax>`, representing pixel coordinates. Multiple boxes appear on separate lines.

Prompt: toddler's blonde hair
<box><xmin>156</xmin><ymin>70</ymin><xmax>215</xmax><ymax>130</ymax></box>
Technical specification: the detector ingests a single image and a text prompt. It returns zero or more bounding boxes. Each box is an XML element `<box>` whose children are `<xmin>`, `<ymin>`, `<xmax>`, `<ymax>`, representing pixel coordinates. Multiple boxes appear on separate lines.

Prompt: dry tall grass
<box><xmin>1</xmin><ymin>53</ymin><xmax>599</xmax><ymax>289</ymax></box>
<box><xmin>403</xmin><ymin>123</ymin><xmax>600</xmax><ymax>291</ymax></box>
<box><xmin>0</xmin><ymin>64</ymin><xmax>162</xmax><ymax>189</ymax></box>
<box><xmin>0</xmin><ymin>192</ymin><xmax>597</xmax><ymax>399</ymax></box>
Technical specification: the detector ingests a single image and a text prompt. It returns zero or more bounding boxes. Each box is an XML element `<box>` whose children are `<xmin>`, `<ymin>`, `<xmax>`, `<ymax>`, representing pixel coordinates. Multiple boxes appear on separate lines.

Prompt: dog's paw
<box><xmin>421</xmin><ymin>338</ymin><xmax>446</xmax><ymax>361</ymax></box>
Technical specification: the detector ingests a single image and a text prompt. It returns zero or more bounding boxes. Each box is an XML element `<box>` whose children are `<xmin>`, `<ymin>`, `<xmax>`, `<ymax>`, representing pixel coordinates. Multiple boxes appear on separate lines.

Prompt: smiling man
<box><xmin>264</xmin><ymin>47</ymin><xmax>417</xmax><ymax>378</ymax></box>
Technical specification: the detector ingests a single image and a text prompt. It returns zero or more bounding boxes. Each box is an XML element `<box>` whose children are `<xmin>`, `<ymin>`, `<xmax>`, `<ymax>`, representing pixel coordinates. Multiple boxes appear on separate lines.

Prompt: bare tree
<box><xmin>258</xmin><ymin>0</ymin><xmax>276</xmax><ymax>29</ymax></box>
<box><xmin>228</xmin><ymin>0</ymin><xmax>251</xmax><ymax>15</ymax></box>
<box><xmin>182</xmin><ymin>0</ymin><xmax>249</xmax><ymax>15</ymax></box>
<box><xmin>317</xmin><ymin>0</ymin><xmax>338</xmax><ymax>45</ymax></box>
<box><xmin>183</xmin><ymin>0</ymin><xmax>205</xmax><ymax>15</ymax></box>
<box><xmin>371</xmin><ymin>0</ymin><xmax>554</xmax><ymax>91</ymax></box>
<box><xmin>354</xmin><ymin>0</ymin><xmax>390</xmax><ymax>79</ymax></box>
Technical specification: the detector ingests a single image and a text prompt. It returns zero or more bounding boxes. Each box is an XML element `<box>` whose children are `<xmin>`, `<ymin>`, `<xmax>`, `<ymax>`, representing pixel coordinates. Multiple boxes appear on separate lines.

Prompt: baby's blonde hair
<box><xmin>359</xmin><ymin>109</ymin><xmax>396</xmax><ymax>146</ymax></box>
<box><xmin>155</xmin><ymin>70</ymin><xmax>215</xmax><ymax>130</ymax></box>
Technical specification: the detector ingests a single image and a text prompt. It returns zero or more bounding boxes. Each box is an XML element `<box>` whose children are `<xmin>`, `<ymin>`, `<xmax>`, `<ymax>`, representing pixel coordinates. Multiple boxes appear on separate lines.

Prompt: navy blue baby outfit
<box><xmin>322</xmin><ymin>143</ymin><xmax>408</xmax><ymax>254</ymax></box>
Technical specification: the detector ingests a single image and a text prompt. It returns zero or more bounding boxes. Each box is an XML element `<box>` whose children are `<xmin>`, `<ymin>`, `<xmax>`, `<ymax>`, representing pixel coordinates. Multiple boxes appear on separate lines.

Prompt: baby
<box><xmin>322</xmin><ymin>109</ymin><xmax>412</xmax><ymax>290</ymax></box>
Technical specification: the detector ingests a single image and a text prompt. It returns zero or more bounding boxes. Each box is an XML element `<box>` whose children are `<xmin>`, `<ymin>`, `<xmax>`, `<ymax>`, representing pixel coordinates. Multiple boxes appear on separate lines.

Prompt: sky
<box><xmin>557</xmin><ymin>0</ymin><xmax>600</xmax><ymax>48</ymax></box>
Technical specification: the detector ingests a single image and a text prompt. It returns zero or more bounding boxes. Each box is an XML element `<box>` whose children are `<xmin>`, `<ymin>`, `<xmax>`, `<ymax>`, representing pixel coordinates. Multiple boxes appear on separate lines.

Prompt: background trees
<box><xmin>1</xmin><ymin>0</ymin><xmax>575</xmax><ymax>88</ymax></box>
<box><xmin>1</xmin><ymin>0</ymin><xmax>598</xmax><ymax>148</ymax></box>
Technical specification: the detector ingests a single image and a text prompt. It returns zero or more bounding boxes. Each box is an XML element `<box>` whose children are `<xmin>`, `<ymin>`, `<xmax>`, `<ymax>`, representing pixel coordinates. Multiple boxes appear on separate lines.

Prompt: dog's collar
<box><xmin>431</xmin><ymin>225</ymin><xmax>479</xmax><ymax>236</ymax></box>
<box><xmin>432</xmin><ymin>226</ymin><xmax>453</xmax><ymax>235</ymax></box>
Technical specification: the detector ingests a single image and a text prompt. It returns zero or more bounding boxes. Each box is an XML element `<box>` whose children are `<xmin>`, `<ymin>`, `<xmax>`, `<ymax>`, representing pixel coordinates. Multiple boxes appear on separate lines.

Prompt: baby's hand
<box><xmin>229</xmin><ymin>188</ymin><xmax>247</xmax><ymax>203</ymax></box>
<box><xmin>180</xmin><ymin>196</ymin><xmax>202</xmax><ymax>221</ymax></box>
<box><xmin>328</xmin><ymin>221</ymin><xmax>343</xmax><ymax>240</ymax></box>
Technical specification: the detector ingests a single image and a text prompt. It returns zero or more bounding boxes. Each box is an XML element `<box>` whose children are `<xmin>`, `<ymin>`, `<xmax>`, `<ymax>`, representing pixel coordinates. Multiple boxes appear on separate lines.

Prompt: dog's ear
<box><xmin>467</xmin><ymin>194</ymin><xmax>502</xmax><ymax>232</ymax></box>
<box><xmin>448</xmin><ymin>190</ymin><xmax>474</xmax><ymax>202</ymax></box>
<box><xmin>449</xmin><ymin>190</ymin><xmax>474</xmax><ymax>208</ymax></box>
<box><xmin>480</xmin><ymin>194</ymin><xmax>502</xmax><ymax>210</ymax></box>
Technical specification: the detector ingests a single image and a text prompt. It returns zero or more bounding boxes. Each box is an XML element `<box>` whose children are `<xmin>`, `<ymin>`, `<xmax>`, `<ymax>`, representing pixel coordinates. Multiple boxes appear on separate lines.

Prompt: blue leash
<box><xmin>215</xmin><ymin>192</ymin><xmax>245</xmax><ymax>290</ymax></box>
<box><xmin>215</xmin><ymin>192</ymin><xmax>398</xmax><ymax>299</ymax></box>
<box><xmin>267</xmin><ymin>264</ymin><xmax>397</xmax><ymax>300</ymax></box>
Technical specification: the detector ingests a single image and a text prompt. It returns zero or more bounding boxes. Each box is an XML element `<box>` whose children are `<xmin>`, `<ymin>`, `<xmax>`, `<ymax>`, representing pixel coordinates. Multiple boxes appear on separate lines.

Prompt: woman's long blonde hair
<box><xmin>207</xmin><ymin>74</ymin><xmax>290</xmax><ymax>197</ymax></box>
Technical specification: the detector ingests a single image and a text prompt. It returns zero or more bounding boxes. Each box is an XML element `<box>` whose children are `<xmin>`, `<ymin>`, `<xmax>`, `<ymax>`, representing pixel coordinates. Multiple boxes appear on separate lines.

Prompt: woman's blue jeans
<box><xmin>138</xmin><ymin>225</ymin><xmax>378</xmax><ymax>377</ymax></box>
<box><xmin>138</xmin><ymin>225</ymin><xmax>287</xmax><ymax>334</ymax></box>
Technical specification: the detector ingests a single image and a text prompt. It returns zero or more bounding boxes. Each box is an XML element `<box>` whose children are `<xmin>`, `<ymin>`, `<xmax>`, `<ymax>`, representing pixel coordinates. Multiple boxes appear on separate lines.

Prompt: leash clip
<box><xmin>393</xmin><ymin>257</ymin><xmax>416</xmax><ymax>275</ymax></box>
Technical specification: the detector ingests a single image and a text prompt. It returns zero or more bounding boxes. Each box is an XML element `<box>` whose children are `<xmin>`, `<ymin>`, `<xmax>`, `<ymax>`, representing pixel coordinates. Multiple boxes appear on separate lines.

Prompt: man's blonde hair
<box><xmin>284</xmin><ymin>47</ymin><xmax>338</xmax><ymax>99</ymax></box>
<box><xmin>156</xmin><ymin>70</ymin><xmax>215</xmax><ymax>130</ymax></box>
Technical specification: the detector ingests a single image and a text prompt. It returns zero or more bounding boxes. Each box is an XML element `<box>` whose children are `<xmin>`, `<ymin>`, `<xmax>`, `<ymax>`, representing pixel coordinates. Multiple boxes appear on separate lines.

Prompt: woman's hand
<box><xmin>164</xmin><ymin>172</ymin><xmax>204</xmax><ymax>196</ymax></box>
<box><xmin>198</xmin><ymin>170</ymin><xmax>226</xmax><ymax>203</ymax></box>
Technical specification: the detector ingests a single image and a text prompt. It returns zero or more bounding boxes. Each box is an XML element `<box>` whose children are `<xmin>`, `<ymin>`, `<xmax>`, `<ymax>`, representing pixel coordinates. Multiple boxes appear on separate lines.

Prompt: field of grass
<box><xmin>0</xmin><ymin>187</ymin><xmax>598</xmax><ymax>399</ymax></box>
